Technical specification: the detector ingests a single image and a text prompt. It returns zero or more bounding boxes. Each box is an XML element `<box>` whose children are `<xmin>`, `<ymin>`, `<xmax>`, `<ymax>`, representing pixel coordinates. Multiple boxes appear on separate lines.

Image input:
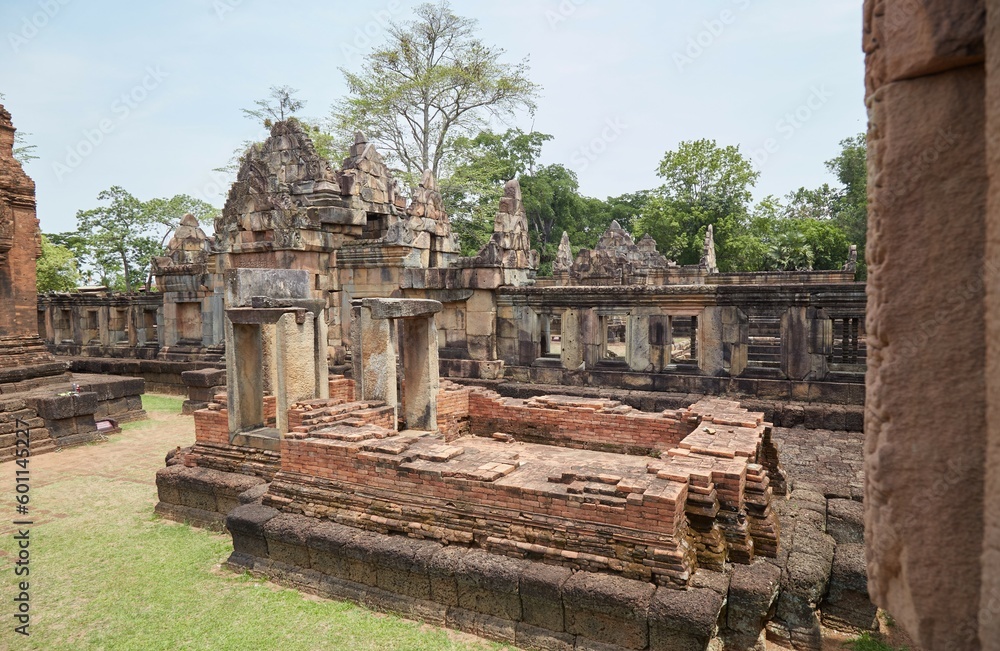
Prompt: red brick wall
<box><xmin>436</xmin><ymin>382</ymin><xmax>470</xmax><ymax>440</ymax></box>
<box><xmin>272</xmin><ymin>436</ymin><xmax>695</xmax><ymax>585</ymax></box>
<box><xmin>328</xmin><ymin>376</ymin><xmax>355</xmax><ymax>403</ymax></box>
<box><xmin>467</xmin><ymin>390</ymin><xmax>695</xmax><ymax>454</ymax></box>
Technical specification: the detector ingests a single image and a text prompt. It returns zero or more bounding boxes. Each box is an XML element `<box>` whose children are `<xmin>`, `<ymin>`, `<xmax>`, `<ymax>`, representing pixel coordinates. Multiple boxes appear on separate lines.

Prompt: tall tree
<box><xmin>636</xmin><ymin>139</ymin><xmax>759</xmax><ymax>269</ymax></box>
<box><xmin>75</xmin><ymin>187</ymin><xmax>151</xmax><ymax>293</ymax></box>
<box><xmin>442</xmin><ymin>128</ymin><xmax>551</xmax><ymax>255</ymax></box>
<box><xmin>73</xmin><ymin>188</ymin><xmax>217</xmax><ymax>292</ymax></box>
<box><xmin>827</xmin><ymin>133</ymin><xmax>867</xmax><ymax>274</ymax></box>
<box><xmin>332</xmin><ymin>1</ymin><xmax>540</xmax><ymax>178</ymax></box>
<box><xmin>36</xmin><ymin>235</ymin><xmax>80</xmax><ymax>292</ymax></box>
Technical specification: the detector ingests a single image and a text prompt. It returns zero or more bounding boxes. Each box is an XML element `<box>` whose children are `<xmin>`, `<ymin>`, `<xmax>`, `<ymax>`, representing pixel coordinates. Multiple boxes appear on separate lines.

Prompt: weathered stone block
<box><xmin>822</xmin><ymin>543</ymin><xmax>877</xmax><ymax>633</ymax></box>
<box><xmin>725</xmin><ymin>561</ymin><xmax>781</xmax><ymax>650</ymax></box>
<box><xmin>648</xmin><ymin>586</ymin><xmax>725</xmax><ymax>651</ymax></box>
<box><xmin>226</xmin><ymin>503</ymin><xmax>279</xmax><ymax>559</ymax></box>
<box><xmin>519</xmin><ymin>562</ymin><xmax>571</xmax><ymax>632</ymax></box>
<box><xmin>456</xmin><ymin>549</ymin><xmax>526</xmax><ymax>620</ymax></box>
<box><xmin>563</xmin><ymin>571</ymin><xmax>655</xmax><ymax>650</ymax></box>
<box><xmin>826</xmin><ymin>499</ymin><xmax>865</xmax><ymax>545</ymax></box>
<box><xmin>515</xmin><ymin>622</ymin><xmax>575</xmax><ymax>651</ymax></box>
<box><xmin>864</xmin><ymin>0</ymin><xmax>984</xmax><ymax>95</ymax></box>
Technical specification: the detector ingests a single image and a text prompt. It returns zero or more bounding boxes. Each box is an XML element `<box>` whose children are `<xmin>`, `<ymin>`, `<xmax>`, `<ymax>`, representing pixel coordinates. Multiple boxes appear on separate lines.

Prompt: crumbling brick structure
<box><xmin>155</xmin><ymin>270</ymin><xmax>883</xmax><ymax>650</ymax></box>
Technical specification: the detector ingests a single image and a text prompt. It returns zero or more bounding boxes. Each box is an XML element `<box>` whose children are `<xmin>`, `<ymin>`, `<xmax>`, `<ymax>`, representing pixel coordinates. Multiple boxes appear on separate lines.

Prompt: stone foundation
<box><xmin>0</xmin><ymin>373</ymin><xmax>146</xmax><ymax>462</ymax></box>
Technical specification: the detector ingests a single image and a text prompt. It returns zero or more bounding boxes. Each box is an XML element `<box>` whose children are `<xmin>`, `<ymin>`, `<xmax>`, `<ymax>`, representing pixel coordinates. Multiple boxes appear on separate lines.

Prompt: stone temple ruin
<box><xmin>158</xmin><ymin>267</ymin><xmax>791</xmax><ymax>650</ymax></box>
<box><xmin>0</xmin><ymin>103</ymin><xmax>874</xmax><ymax>650</ymax></box>
<box><xmin>10</xmin><ymin>3</ymin><xmax>1000</xmax><ymax>648</ymax></box>
<box><xmin>135</xmin><ymin>117</ymin><xmax>876</xmax><ymax>651</ymax></box>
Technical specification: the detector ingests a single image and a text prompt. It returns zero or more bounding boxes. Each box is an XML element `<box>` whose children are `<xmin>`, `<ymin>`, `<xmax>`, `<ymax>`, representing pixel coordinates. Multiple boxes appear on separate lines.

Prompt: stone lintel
<box><xmin>362</xmin><ymin>298</ymin><xmax>442</xmax><ymax>320</ymax></box>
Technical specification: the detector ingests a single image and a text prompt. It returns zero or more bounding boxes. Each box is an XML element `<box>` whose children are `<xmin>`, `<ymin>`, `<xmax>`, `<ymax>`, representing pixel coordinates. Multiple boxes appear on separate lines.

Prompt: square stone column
<box><xmin>401</xmin><ymin>316</ymin><xmax>439</xmax><ymax>430</ymax></box>
<box><xmin>561</xmin><ymin>308</ymin><xmax>584</xmax><ymax>370</ymax></box>
<box><xmin>626</xmin><ymin>311</ymin><xmax>652</xmax><ymax>372</ymax></box>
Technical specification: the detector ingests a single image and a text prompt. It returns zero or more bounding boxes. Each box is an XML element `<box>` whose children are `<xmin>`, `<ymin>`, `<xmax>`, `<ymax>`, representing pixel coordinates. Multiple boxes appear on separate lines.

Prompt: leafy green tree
<box><xmin>332</xmin><ymin>1</ymin><xmax>540</xmax><ymax>177</ymax></box>
<box><xmin>766</xmin><ymin>228</ymin><xmax>815</xmax><ymax>271</ymax></box>
<box><xmin>791</xmin><ymin>218</ymin><xmax>850</xmax><ymax>270</ymax></box>
<box><xmin>74</xmin><ymin>187</ymin><xmax>217</xmax><ymax>292</ymax></box>
<box><xmin>784</xmin><ymin>184</ymin><xmax>838</xmax><ymax>220</ymax></box>
<box><xmin>36</xmin><ymin>235</ymin><xmax>80</xmax><ymax>292</ymax></box>
<box><xmin>636</xmin><ymin>139</ymin><xmax>759</xmax><ymax>270</ymax></box>
<box><xmin>827</xmin><ymin>133</ymin><xmax>867</xmax><ymax>274</ymax></box>
<box><xmin>75</xmin><ymin>187</ymin><xmax>153</xmax><ymax>293</ymax></box>
<box><xmin>442</xmin><ymin>128</ymin><xmax>551</xmax><ymax>255</ymax></box>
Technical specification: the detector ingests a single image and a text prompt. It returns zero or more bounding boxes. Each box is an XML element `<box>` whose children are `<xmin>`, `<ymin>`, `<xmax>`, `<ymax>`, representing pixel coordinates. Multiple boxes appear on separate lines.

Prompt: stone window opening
<box><xmin>829</xmin><ymin>316</ymin><xmax>866</xmax><ymax>369</ymax></box>
<box><xmin>84</xmin><ymin>309</ymin><xmax>100</xmax><ymax>344</ymax></box>
<box><xmin>55</xmin><ymin>308</ymin><xmax>72</xmax><ymax>343</ymax></box>
<box><xmin>363</xmin><ymin>212</ymin><xmax>389</xmax><ymax>239</ymax></box>
<box><xmin>602</xmin><ymin>315</ymin><xmax>628</xmax><ymax>361</ymax></box>
<box><xmin>746</xmin><ymin>314</ymin><xmax>782</xmax><ymax>372</ymax></box>
<box><xmin>109</xmin><ymin>307</ymin><xmax>129</xmax><ymax>345</ymax></box>
<box><xmin>36</xmin><ymin>308</ymin><xmax>47</xmax><ymax>341</ymax></box>
<box><xmin>545</xmin><ymin>315</ymin><xmax>561</xmax><ymax>358</ymax></box>
<box><xmin>142</xmin><ymin>309</ymin><xmax>158</xmax><ymax>345</ymax></box>
<box><xmin>670</xmin><ymin>315</ymin><xmax>699</xmax><ymax>367</ymax></box>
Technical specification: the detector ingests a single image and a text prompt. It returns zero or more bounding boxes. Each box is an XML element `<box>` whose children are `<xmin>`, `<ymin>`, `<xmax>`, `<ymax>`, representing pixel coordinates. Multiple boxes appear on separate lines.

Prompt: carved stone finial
<box><xmin>700</xmin><ymin>224</ymin><xmax>718</xmax><ymax>274</ymax></box>
<box><xmin>554</xmin><ymin>231</ymin><xmax>573</xmax><ymax>272</ymax></box>
<box><xmin>843</xmin><ymin>244</ymin><xmax>858</xmax><ymax>273</ymax></box>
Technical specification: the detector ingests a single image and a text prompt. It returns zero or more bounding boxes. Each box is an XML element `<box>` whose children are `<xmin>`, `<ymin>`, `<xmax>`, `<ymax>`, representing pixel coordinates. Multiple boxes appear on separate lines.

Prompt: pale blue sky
<box><xmin>0</xmin><ymin>0</ymin><xmax>866</xmax><ymax>234</ymax></box>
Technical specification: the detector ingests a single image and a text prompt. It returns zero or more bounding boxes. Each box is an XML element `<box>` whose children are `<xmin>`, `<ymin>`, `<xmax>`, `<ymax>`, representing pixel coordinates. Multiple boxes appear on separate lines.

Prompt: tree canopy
<box><xmin>36</xmin><ymin>235</ymin><xmax>80</xmax><ymax>292</ymax></box>
<box><xmin>332</xmin><ymin>1</ymin><xmax>540</xmax><ymax>178</ymax></box>
<box><xmin>63</xmin><ymin>187</ymin><xmax>217</xmax><ymax>293</ymax></box>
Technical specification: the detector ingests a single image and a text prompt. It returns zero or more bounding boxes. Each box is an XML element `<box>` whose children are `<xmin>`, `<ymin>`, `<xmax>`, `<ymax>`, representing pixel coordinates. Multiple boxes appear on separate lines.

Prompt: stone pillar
<box><xmin>226</xmin><ymin>320</ymin><xmax>264</xmax><ymax>433</ymax></box>
<box><xmin>581</xmin><ymin>309</ymin><xmax>602</xmax><ymax>369</ymax></box>
<box><xmin>626</xmin><ymin>311</ymin><xmax>652</xmax><ymax>372</ymax></box>
<box><xmin>698</xmin><ymin>307</ymin><xmax>725</xmax><ymax>375</ymax></box>
<box><xmin>561</xmin><ymin>308</ymin><xmax>583</xmax><ymax>370</ymax></box>
<box><xmin>353</xmin><ymin>303</ymin><xmax>398</xmax><ymax>417</ymax></box>
<box><xmin>518</xmin><ymin>307</ymin><xmax>540</xmax><ymax>364</ymax></box>
<box><xmin>864</xmin><ymin>1</ymin><xmax>990</xmax><ymax>648</ymax></box>
<box><xmin>649</xmin><ymin>314</ymin><xmax>671</xmax><ymax>371</ymax></box>
<box><xmin>401</xmin><ymin>316</ymin><xmax>438</xmax><ymax>430</ymax></box>
<box><xmin>721</xmin><ymin>306</ymin><xmax>749</xmax><ymax>377</ymax></box>
<box><xmin>780</xmin><ymin>307</ymin><xmax>829</xmax><ymax>381</ymax></box>
<box><xmin>985</xmin><ymin>4</ymin><xmax>1000</xmax><ymax>648</ymax></box>
<box><xmin>274</xmin><ymin>311</ymin><xmax>317</xmax><ymax>435</ymax></box>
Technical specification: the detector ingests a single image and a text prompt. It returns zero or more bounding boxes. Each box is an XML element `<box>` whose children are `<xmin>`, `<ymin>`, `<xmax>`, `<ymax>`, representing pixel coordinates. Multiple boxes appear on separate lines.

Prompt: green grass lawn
<box><xmin>0</xmin><ymin>395</ymin><xmax>510</xmax><ymax>651</ymax></box>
